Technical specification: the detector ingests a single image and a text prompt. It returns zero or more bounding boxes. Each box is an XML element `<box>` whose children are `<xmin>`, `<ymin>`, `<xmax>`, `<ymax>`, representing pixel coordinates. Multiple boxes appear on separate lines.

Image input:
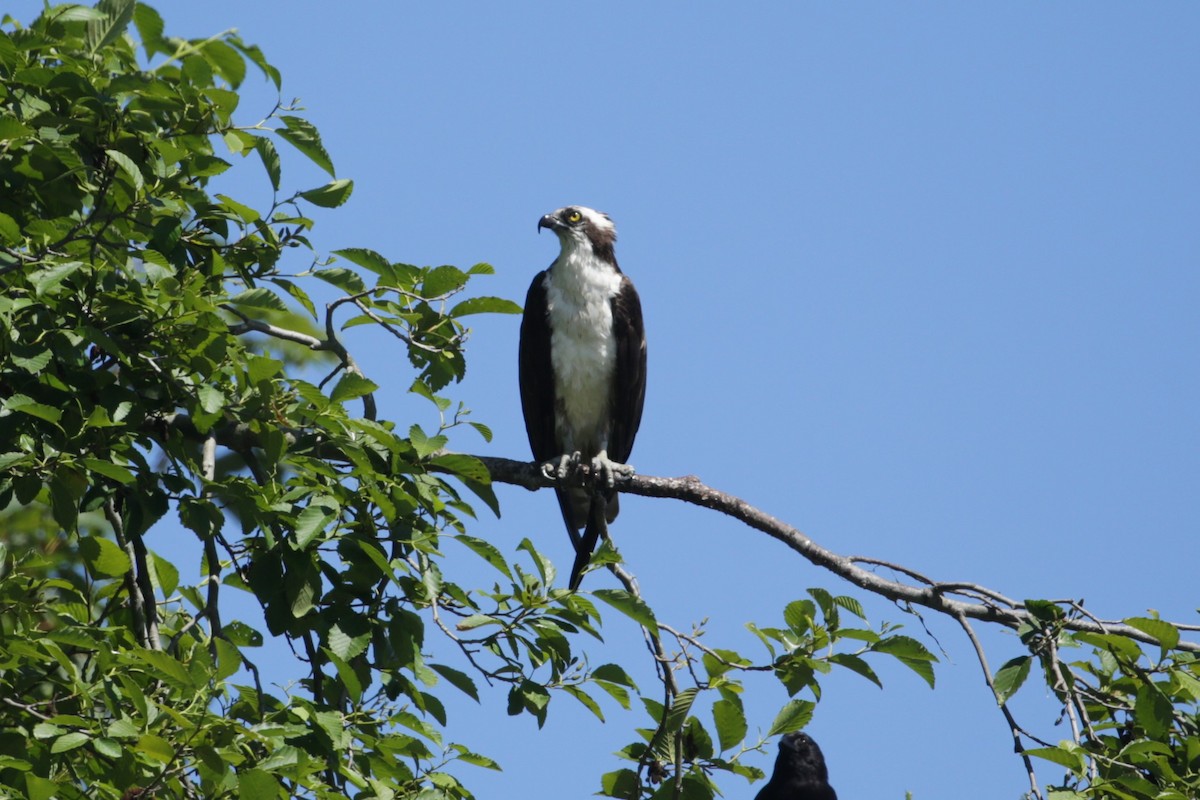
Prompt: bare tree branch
<box><xmin>471</xmin><ymin>456</ymin><xmax>1200</xmax><ymax>653</ymax></box>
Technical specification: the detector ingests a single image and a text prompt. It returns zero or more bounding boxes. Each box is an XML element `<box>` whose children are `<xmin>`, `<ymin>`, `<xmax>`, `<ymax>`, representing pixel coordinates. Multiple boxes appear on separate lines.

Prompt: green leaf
<box><xmin>1026</xmin><ymin>746</ymin><xmax>1086</xmax><ymax>772</ymax></box>
<box><xmin>1135</xmin><ymin>683</ymin><xmax>1172</xmax><ymax>739</ymax></box>
<box><xmin>333</xmin><ymin>247</ymin><xmax>391</xmax><ymax>276</ymax></box>
<box><xmin>50</xmin><ymin>732</ymin><xmax>90</xmax><ymax>754</ymax></box>
<box><xmin>450</xmin><ymin>296</ymin><xmax>523</xmax><ymax>317</ymax></box>
<box><xmin>230</xmin><ymin>287</ymin><xmax>288</xmax><ymax>311</ymax></box>
<box><xmin>429</xmin><ymin>453</ymin><xmax>490</xmax><ymax>482</ymax></box>
<box><xmin>993</xmin><ymin>655</ymin><xmax>1031</xmax><ymax>703</ymax></box>
<box><xmin>197</xmin><ymin>384</ymin><xmax>225</xmax><ymax>414</ymax></box>
<box><xmin>276</xmin><ymin>115</ymin><xmax>335</xmax><ymax>176</ymax></box>
<box><xmin>593</xmin><ymin>588</ymin><xmax>657</xmax><ymax>629</ymax></box>
<box><xmin>132</xmin><ymin>4</ymin><xmax>166</xmax><ymax>57</ymax></box>
<box><xmin>78</xmin><ymin>535</ymin><xmax>131</xmax><ymax>578</ymax></box>
<box><xmin>1123</xmin><ymin>616</ymin><xmax>1180</xmax><ymax>651</ymax></box>
<box><xmin>216</xmin><ymin>193</ymin><xmax>260</xmax><ymax>223</ymax></box>
<box><xmin>5</xmin><ymin>394</ymin><xmax>63</xmax><ymax>422</ymax></box>
<box><xmin>712</xmin><ymin>697</ymin><xmax>747</xmax><ymax>752</ymax></box>
<box><xmin>294</xmin><ymin>504</ymin><xmax>336</xmax><ymax>548</ymax></box>
<box><xmin>105</xmin><ymin>148</ymin><xmax>144</xmax><ymax>192</ymax></box>
<box><xmin>430</xmin><ymin>663</ymin><xmax>480</xmax><ymax>702</ymax></box>
<box><xmin>237</xmin><ymin>768</ymin><xmax>278</xmax><ymax>797</ymax></box>
<box><xmin>136</xmin><ymin>734</ymin><xmax>175</xmax><ymax>767</ymax></box>
<box><xmin>202</xmin><ymin>39</ymin><xmax>246</xmax><ymax>88</ymax></box>
<box><xmin>453</xmin><ymin>534</ymin><xmax>513</xmax><ymax>580</ymax></box>
<box><xmin>663</xmin><ymin>687</ymin><xmax>698</xmax><ymax>735</ymax></box>
<box><xmin>25</xmin><ymin>775</ymin><xmax>59</xmax><ymax>800</ymax></box>
<box><xmin>0</xmin><ymin>210</ymin><xmax>20</xmax><ymax>243</ymax></box>
<box><xmin>80</xmin><ymin>458</ymin><xmax>135</xmax><ymax>484</ymax></box>
<box><xmin>325</xmin><ymin>649</ymin><xmax>363</xmax><ymax>705</ymax></box>
<box><xmin>299</xmin><ymin>178</ymin><xmax>354</xmax><ymax>208</ymax></box>
<box><xmin>828</xmin><ymin>652</ymin><xmax>882</xmax><ymax>688</ymax></box>
<box><xmin>254</xmin><ymin>135</ymin><xmax>281</xmax><ymax>191</ymax></box>
<box><xmin>314</xmin><ymin>266</ymin><xmax>366</xmax><ymax>294</ymax></box>
<box><xmin>137</xmin><ymin>650</ymin><xmax>195</xmax><ymax>691</ymax></box>
<box><xmin>29</xmin><ymin>261</ymin><xmax>83</xmax><ymax>298</ymax></box>
<box><xmin>0</xmin><ymin>117</ymin><xmax>35</xmax><ymax>142</ymax></box>
<box><xmin>86</xmin><ymin>0</ymin><xmax>136</xmax><ymax>54</ymax></box>
<box><xmin>422</xmin><ymin>265</ymin><xmax>469</xmax><ymax>298</ymax></box>
<box><xmin>873</xmin><ymin>635</ymin><xmax>937</xmax><ymax>688</ymax></box>
<box><xmin>766</xmin><ymin>699</ymin><xmax>815</xmax><ymax>736</ymax></box>
<box><xmin>330</xmin><ymin>373</ymin><xmax>377</xmax><ymax>403</ymax></box>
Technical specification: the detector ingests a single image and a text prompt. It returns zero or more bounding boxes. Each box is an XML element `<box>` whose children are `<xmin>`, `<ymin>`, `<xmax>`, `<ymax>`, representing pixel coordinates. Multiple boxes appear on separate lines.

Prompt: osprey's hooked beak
<box><xmin>537</xmin><ymin>213</ymin><xmax>558</xmax><ymax>233</ymax></box>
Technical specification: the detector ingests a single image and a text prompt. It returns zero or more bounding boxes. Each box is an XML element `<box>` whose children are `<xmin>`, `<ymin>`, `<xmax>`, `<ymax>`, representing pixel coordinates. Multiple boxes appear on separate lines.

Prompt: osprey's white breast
<box><xmin>544</xmin><ymin>248</ymin><xmax>623</xmax><ymax>454</ymax></box>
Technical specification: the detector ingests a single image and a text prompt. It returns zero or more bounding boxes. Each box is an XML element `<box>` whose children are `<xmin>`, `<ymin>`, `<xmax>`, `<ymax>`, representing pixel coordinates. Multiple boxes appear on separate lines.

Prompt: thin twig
<box><xmin>952</xmin><ymin>610</ymin><xmax>1043</xmax><ymax>800</ymax></box>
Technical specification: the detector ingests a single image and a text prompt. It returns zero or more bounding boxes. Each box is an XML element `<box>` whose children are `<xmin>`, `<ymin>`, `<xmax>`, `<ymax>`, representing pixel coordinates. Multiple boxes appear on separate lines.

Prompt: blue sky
<box><xmin>13</xmin><ymin>2</ymin><xmax>1200</xmax><ymax>797</ymax></box>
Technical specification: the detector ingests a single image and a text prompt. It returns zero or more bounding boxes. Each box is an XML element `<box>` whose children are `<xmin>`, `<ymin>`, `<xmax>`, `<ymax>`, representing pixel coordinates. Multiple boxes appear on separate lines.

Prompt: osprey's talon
<box><xmin>591</xmin><ymin>452</ymin><xmax>635</xmax><ymax>489</ymax></box>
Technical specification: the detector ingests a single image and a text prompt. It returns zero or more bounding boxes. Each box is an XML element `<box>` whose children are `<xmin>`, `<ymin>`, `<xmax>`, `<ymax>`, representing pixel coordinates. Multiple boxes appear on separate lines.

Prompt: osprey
<box><xmin>519</xmin><ymin>206</ymin><xmax>647</xmax><ymax>590</ymax></box>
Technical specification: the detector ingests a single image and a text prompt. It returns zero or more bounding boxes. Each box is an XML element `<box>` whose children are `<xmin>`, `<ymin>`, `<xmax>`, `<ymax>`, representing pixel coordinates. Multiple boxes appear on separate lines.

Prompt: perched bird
<box><xmin>754</xmin><ymin>732</ymin><xmax>838</xmax><ymax>800</ymax></box>
<box><xmin>518</xmin><ymin>206</ymin><xmax>647</xmax><ymax>590</ymax></box>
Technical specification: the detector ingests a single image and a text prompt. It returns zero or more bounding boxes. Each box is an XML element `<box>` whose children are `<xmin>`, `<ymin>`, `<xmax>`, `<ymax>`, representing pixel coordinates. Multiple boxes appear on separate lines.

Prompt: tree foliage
<box><xmin>0</xmin><ymin>3</ymin><xmax>1196</xmax><ymax>799</ymax></box>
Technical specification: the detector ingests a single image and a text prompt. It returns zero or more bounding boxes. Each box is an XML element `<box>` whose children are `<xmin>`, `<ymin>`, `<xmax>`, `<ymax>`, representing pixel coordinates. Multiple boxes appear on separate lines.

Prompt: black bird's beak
<box><xmin>537</xmin><ymin>214</ymin><xmax>557</xmax><ymax>233</ymax></box>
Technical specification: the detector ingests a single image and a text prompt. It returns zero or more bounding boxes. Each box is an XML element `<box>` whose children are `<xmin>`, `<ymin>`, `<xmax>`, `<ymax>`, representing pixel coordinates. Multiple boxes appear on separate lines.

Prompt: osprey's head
<box><xmin>538</xmin><ymin>206</ymin><xmax>617</xmax><ymax>264</ymax></box>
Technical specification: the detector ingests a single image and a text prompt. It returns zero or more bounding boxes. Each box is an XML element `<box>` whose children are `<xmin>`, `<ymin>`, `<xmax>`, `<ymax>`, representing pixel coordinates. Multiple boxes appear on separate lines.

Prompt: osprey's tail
<box><xmin>557</xmin><ymin>489</ymin><xmax>618</xmax><ymax>590</ymax></box>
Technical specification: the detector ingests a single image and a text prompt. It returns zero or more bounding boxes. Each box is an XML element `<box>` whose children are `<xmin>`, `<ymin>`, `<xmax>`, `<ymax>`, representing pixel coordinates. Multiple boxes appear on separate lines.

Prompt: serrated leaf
<box><xmin>663</xmin><ymin>687</ymin><xmax>698</xmax><ymax>735</ymax></box>
<box><xmin>197</xmin><ymin>384</ymin><xmax>225</xmax><ymax>414</ymax></box>
<box><xmin>105</xmin><ymin>148</ymin><xmax>144</xmax><ymax>192</ymax></box>
<box><xmin>87</xmin><ymin>0</ymin><xmax>135</xmax><ymax>54</ymax></box>
<box><xmin>314</xmin><ymin>266</ymin><xmax>365</xmax><ymax>294</ymax></box>
<box><xmin>334</xmin><ymin>247</ymin><xmax>391</xmax><ymax>276</ymax></box>
<box><xmin>453</xmin><ymin>535</ymin><xmax>512</xmax><ymax>580</ymax></box>
<box><xmin>783</xmin><ymin>599</ymin><xmax>814</xmax><ymax>636</ymax></box>
<box><xmin>216</xmin><ymin>193</ymin><xmax>260</xmax><ymax>223</ymax></box>
<box><xmin>80</xmin><ymin>458</ymin><xmax>135</xmax><ymax>484</ymax></box>
<box><xmin>873</xmin><ymin>635</ymin><xmax>937</xmax><ymax>688</ymax></box>
<box><xmin>1135</xmin><ymin>683</ymin><xmax>1172</xmax><ymax>738</ymax></box>
<box><xmin>78</xmin><ymin>535</ymin><xmax>131</xmax><ymax>578</ymax></box>
<box><xmin>468</xmin><ymin>421</ymin><xmax>493</xmax><ymax>442</ymax></box>
<box><xmin>50</xmin><ymin>732</ymin><xmax>89</xmax><ymax>754</ymax></box>
<box><xmin>237</xmin><ymin>768</ymin><xmax>278</xmax><ymax>797</ymax></box>
<box><xmin>325</xmin><ymin>649</ymin><xmax>363</xmax><ymax>704</ymax></box>
<box><xmin>133</xmin><ymin>4</ymin><xmax>165</xmax><ymax>57</ymax></box>
<box><xmin>828</xmin><ymin>652</ymin><xmax>883</xmax><ymax>688</ymax></box>
<box><xmin>712</xmin><ymin>697</ymin><xmax>747</xmax><ymax>752</ymax></box>
<box><xmin>5</xmin><ymin>394</ymin><xmax>63</xmax><ymax>422</ymax></box>
<box><xmin>29</xmin><ymin>261</ymin><xmax>83</xmax><ymax>298</ymax></box>
<box><xmin>137</xmin><ymin>649</ymin><xmax>194</xmax><ymax>689</ymax></box>
<box><xmin>429</xmin><ymin>453</ymin><xmax>490</xmax><ymax>482</ymax></box>
<box><xmin>0</xmin><ymin>118</ymin><xmax>34</xmax><ymax>142</ymax></box>
<box><xmin>993</xmin><ymin>655</ymin><xmax>1032</xmax><ymax>703</ymax></box>
<box><xmin>573</xmin><ymin>686</ymin><xmax>612</xmax><ymax>722</ymax></box>
<box><xmin>276</xmin><ymin>115</ymin><xmax>335</xmax><ymax>176</ymax></box>
<box><xmin>230</xmin><ymin>287</ymin><xmax>288</xmax><ymax>311</ymax></box>
<box><xmin>450</xmin><ymin>296</ymin><xmax>523</xmax><ymax>317</ymax></box>
<box><xmin>330</xmin><ymin>373</ymin><xmax>377</xmax><ymax>403</ymax></box>
<box><xmin>0</xmin><ymin>210</ymin><xmax>20</xmax><ymax>243</ymax></box>
<box><xmin>593</xmin><ymin>588</ymin><xmax>657</xmax><ymax>629</ymax></box>
<box><xmin>294</xmin><ymin>504</ymin><xmax>335</xmax><ymax>549</ymax></box>
<box><xmin>299</xmin><ymin>178</ymin><xmax>353</xmax><ymax>208</ymax></box>
<box><xmin>201</xmin><ymin>39</ymin><xmax>245</xmax><ymax>87</ymax></box>
<box><xmin>253</xmin><ymin>135</ymin><xmax>281</xmax><ymax>191</ymax></box>
<box><xmin>766</xmin><ymin>699</ymin><xmax>815</xmax><ymax>736</ymax></box>
<box><xmin>422</xmin><ymin>265</ymin><xmax>469</xmax><ymax>298</ymax></box>
<box><xmin>1123</xmin><ymin>616</ymin><xmax>1180</xmax><ymax>651</ymax></box>
<box><xmin>430</xmin><ymin>663</ymin><xmax>480</xmax><ymax>702</ymax></box>
<box><xmin>1026</xmin><ymin>746</ymin><xmax>1086</xmax><ymax>772</ymax></box>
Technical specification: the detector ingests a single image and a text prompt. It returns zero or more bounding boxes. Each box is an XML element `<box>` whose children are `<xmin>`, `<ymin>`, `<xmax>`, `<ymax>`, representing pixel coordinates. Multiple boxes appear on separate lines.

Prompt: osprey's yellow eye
<box><xmin>567</xmin><ymin>210</ymin><xmax>582</xmax><ymax>223</ymax></box>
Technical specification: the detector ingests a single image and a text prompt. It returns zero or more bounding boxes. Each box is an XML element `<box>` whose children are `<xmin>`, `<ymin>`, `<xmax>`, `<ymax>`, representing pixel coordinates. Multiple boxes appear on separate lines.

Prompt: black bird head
<box><xmin>754</xmin><ymin>732</ymin><xmax>837</xmax><ymax>800</ymax></box>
